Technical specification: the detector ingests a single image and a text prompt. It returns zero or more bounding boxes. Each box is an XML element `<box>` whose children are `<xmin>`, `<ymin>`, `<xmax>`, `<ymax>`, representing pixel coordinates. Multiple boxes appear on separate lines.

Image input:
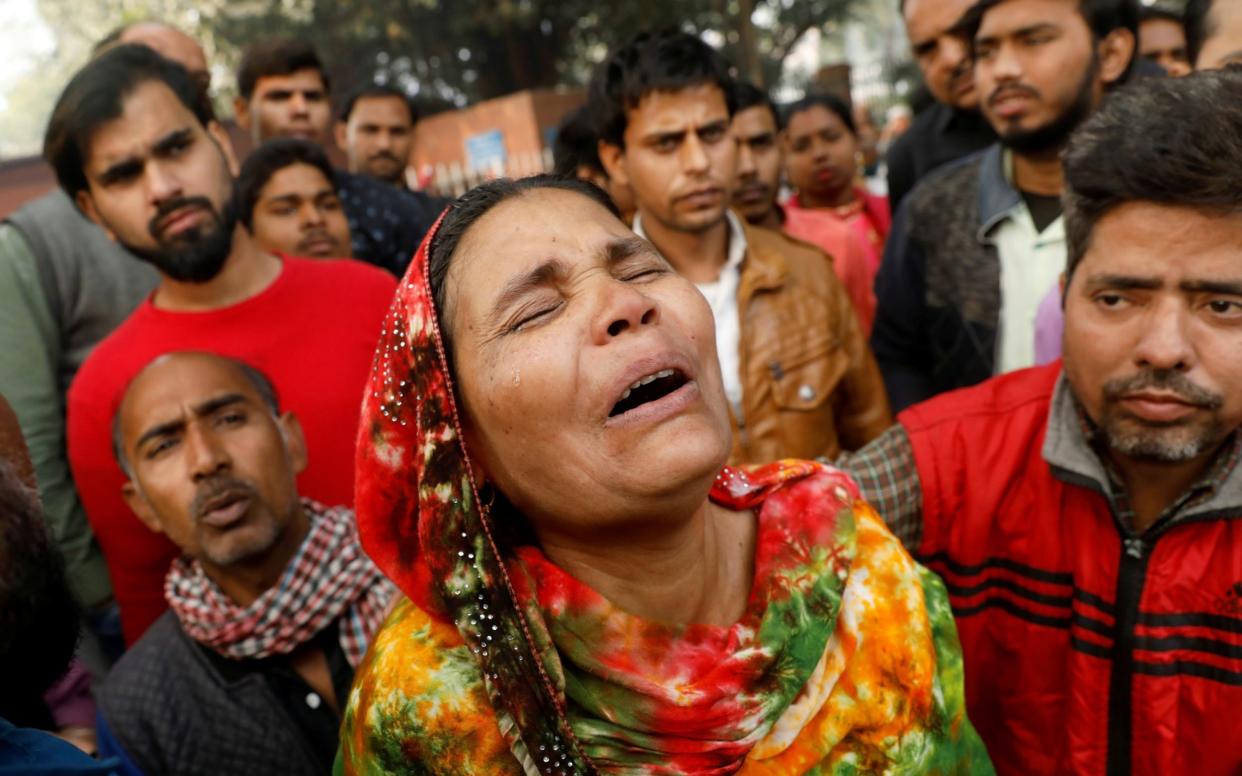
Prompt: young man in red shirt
<box><xmin>43</xmin><ymin>44</ymin><xmax>397</xmax><ymax>644</ymax></box>
<box><xmin>843</xmin><ymin>68</ymin><xmax>1242</xmax><ymax>775</ymax></box>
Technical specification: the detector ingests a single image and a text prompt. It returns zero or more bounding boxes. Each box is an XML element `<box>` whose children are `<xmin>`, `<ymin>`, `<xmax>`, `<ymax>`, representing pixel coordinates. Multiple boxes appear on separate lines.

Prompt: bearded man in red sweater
<box><xmin>43</xmin><ymin>44</ymin><xmax>398</xmax><ymax>644</ymax></box>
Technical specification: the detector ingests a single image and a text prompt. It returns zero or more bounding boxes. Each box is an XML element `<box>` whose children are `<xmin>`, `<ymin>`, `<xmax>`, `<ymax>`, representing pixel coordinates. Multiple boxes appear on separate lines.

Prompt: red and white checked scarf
<box><xmin>165</xmin><ymin>499</ymin><xmax>396</xmax><ymax>667</ymax></box>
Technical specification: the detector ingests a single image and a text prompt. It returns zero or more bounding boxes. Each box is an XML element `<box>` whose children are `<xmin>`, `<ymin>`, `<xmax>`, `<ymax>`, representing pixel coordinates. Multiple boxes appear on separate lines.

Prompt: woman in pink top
<box><xmin>783</xmin><ymin>93</ymin><xmax>891</xmax><ymax>277</ymax></box>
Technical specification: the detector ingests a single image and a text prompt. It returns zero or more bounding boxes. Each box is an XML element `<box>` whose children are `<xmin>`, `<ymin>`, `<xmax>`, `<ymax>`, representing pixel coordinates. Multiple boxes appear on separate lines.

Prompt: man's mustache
<box><xmin>1103</xmin><ymin>369</ymin><xmax>1224</xmax><ymax>410</ymax></box>
<box><xmin>148</xmin><ymin>196</ymin><xmax>218</xmax><ymax>242</ymax></box>
<box><xmin>368</xmin><ymin>151</ymin><xmax>402</xmax><ymax>164</ymax></box>
<box><xmin>190</xmin><ymin>476</ymin><xmax>258</xmax><ymax>523</ymax></box>
<box><xmin>988</xmin><ymin>83</ymin><xmax>1041</xmax><ymax>108</ymax></box>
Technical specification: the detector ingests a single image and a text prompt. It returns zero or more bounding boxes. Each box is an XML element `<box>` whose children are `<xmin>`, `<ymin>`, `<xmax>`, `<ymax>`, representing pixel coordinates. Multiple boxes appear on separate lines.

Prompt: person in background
<box><xmin>886</xmin><ymin>0</ymin><xmax>996</xmax><ymax>209</ymax></box>
<box><xmin>783</xmin><ymin>94</ymin><xmax>892</xmax><ymax>278</ymax></box>
<box><xmin>730</xmin><ymin>81</ymin><xmax>877</xmax><ymax>331</ymax></box>
<box><xmin>236</xmin><ymin>139</ymin><xmax>353</xmax><ymax>259</ymax></box>
<box><xmin>0</xmin><ymin>409</ymin><xmax>120</xmax><ymax>775</ymax></box>
<box><xmin>0</xmin><ymin>20</ymin><xmax>211</xmax><ymax>672</ymax></box>
<box><xmin>871</xmin><ymin>0</ymin><xmax>1137</xmax><ymax>411</ymax></box>
<box><xmin>98</xmin><ymin>353</ymin><xmax>395</xmax><ymax>775</ymax></box>
<box><xmin>1185</xmin><ymin>0</ymin><xmax>1242</xmax><ymax>69</ymax></box>
<box><xmin>551</xmin><ymin>103</ymin><xmax>636</xmax><ymax>221</ymax></box>
<box><xmin>591</xmin><ymin>30</ymin><xmax>891</xmax><ymax>464</ymax></box>
<box><xmin>1138</xmin><ymin>2</ymin><xmax>1192</xmax><ymax>75</ymax></box>
<box><xmin>44</xmin><ymin>44</ymin><xmax>396</xmax><ymax>643</ymax></box>
<box><xmin>334</xmin><ymin>84</ymin><xmax>416</xmax><ymax>190</ymax></box>
<box><xmin>233</xmin><ymin>39</ymin><xmax>444</xmax><ymax>275</ymax></box>
<box><xmin>842</xmin><ymin>66</ymin><xmax>1242</xmax><ymax>776</ymax></box>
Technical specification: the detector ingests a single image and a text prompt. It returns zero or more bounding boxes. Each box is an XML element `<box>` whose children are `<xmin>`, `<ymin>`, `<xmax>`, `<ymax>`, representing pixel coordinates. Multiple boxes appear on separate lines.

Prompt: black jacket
<box><xmin>871</xmin><ymin>144</ymin><xmax>1023</xmax><ymax>412</ymax></box>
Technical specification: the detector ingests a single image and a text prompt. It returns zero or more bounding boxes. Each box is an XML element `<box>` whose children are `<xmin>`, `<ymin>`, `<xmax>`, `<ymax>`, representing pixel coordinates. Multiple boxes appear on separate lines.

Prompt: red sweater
<box><xmin>67</xmin><ymin>257</ymin><xmax>397</xmax><ymax>644</ymax></box>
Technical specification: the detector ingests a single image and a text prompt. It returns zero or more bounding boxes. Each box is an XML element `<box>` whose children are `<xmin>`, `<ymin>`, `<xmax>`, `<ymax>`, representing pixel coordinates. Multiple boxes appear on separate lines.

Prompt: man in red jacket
<box><xmin>43</xmin><ymin>44</ymin><xmax>396</xmax><ymax>644</ymax></box>
<box><xmin>843</xmin><ymin>68</ymin><xmax>1242</xmax><ymax>775</ymax></box>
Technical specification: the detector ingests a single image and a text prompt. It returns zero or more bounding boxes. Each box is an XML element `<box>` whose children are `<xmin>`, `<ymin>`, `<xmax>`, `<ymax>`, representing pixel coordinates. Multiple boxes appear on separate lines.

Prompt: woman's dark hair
<box><xmin>236</xmin><ymin>138</ymin><xmax>339</xmax><ymax>230</ymax></box>
<box><xmin>588</xmin><ymin>29</ymin><xmax>737</xmax><ymax>148</ymax></box>
<box><xmin>783</xmin><ymin>93</ymin><xmax>856</xmax><ymax>136</ymax></box>
<box><xmin>44</xmin><ymin>43</ymin><xmax>215</xmax><ymax>202</ymax></box>
<box><xmin>1062</xmin><ymin>67</ymin><xmax>1242</xmax><ymax>283</ymax></box>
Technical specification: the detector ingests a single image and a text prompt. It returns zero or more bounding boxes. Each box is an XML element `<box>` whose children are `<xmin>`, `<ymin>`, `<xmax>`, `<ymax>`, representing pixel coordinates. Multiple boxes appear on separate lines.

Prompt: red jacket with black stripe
<box><xmin>899</xmin><ymin>362</ymin><xmax>1242</xmax><ymax>776</ymax></box>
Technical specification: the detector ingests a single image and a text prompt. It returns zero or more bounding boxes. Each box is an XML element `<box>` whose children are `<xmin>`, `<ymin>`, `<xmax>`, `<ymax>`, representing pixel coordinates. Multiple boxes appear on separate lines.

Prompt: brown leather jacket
<box><xmin>730</xmin><ymin>219</ymin><xmax>892</xmax><ymax>464</ymax></box>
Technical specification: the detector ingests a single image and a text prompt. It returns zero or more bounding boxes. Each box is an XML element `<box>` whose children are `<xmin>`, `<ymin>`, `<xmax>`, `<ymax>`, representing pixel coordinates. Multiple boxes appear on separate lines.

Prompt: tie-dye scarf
<box><xmin>343</xmin><ymin>212</ymin><xmax>992</xmax><ymax>775</ymax></box>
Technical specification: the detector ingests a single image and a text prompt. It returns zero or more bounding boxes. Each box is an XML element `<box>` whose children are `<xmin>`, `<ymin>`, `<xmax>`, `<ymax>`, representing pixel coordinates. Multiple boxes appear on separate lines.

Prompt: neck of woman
<box><xmin>537</xmin><ymin>500</ymin><xmax>756</xmax><ymax>627</ymax></box>
<box><xmin>799</xmin><ymin>184</ymin><xmax>857</xmax><ymax>211</ymax></box>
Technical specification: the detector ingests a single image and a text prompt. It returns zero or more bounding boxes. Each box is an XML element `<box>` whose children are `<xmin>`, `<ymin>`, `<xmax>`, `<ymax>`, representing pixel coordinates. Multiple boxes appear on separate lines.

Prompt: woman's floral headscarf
<box><xmin>350</xmin><ymin>203</ymin><xmax>991</xmax><ymax>775</ymax></box>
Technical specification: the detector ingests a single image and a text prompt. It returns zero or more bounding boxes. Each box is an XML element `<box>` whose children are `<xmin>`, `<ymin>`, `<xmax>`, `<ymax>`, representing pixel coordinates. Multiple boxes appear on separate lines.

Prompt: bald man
<box><xmin>0</xmin><ymin>21</ymin><xmax>209</xmax><ymax>667</ymax></box>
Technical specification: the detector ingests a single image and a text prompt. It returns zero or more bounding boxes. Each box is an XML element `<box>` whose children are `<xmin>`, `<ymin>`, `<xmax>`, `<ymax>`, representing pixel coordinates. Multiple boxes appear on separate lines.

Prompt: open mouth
<box><xmin>609</xmin><ymin>368</ymin><xmax>689</xmax><ymax>417</ymax></box>
<box><xmin>199</xmin><ymin>490</ymin><xmax>252</xmax><ymax>528</ymax></box>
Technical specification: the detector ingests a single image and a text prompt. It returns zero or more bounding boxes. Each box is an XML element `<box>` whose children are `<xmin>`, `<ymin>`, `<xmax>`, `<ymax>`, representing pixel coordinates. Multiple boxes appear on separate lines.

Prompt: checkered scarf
<box><xmin>165</xmin><ymin>499</ymin><xmax>396</xmax><ymax>667</ymax></box>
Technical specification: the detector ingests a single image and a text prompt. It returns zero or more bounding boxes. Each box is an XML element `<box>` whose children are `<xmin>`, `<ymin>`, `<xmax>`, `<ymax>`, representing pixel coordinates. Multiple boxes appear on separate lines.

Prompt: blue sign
<box><xmin>465</xmin><ymin>129</ymin><xmax>507</xmax><ymax>172</ymax></box>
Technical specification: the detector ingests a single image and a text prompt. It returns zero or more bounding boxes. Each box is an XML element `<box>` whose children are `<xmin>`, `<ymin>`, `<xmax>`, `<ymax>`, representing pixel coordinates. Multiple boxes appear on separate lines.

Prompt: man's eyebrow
<box><xmin>642</xmin><ymin>128</ymin><xmax>687</xmax><ymax>146</ymax></box>
<box><xmin>263</xmin><ymin>193</ymin><xmax>304</xmax><ymax>207</ymax></box>
<box><xmin>152</xmin><ymin>128</ymin><xmax>194</xmax><ymax>156</ymax></box>
<box><xmin>1181</xmin><ymin>279</ymin><xmax>1242</xmax><ymax>296</ymax></box>
<box><xmin>605</xmin><ymin>236</ymin><xmax>651</xmax><ymax>268</ymax></box>
<box><xmin>133</xmin><ymin>394</ymin><xmax>249</xmax><ymax>453</ymax></box>
<box><xmin>980</xmin><ymin>22</ymin><xmax>1059</xmax><ymax>43</ymax></box>
<box><xmin>1084</xmin><ymin>274</ymin><xmax>1163</xmax><ymax>291</ymax></box>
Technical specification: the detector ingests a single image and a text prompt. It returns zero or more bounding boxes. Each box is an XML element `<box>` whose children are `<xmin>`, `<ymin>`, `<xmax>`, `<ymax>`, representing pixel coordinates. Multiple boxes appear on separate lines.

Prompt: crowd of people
<box><xmin>0</xmin><ymin>0</ymin><xmax>1240</xmax><ymax>774</ymax></box>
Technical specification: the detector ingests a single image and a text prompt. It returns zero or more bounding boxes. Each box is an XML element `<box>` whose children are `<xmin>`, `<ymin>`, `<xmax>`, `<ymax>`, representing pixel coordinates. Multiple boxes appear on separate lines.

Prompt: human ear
<box><xmin>122</xmin><ymin>480</ymin><xmax>165</xmax><ymax>536</ymax></box>
<box><xmin>1098</xmin><ymin>27</ymin><xmax>1137</xmax><ymax>86</ymax></box>
<box><xmin>278</xmin><ymin>412</ymin><xmax>309</xmax><ymax>476</ymax></box>
<box><xmin>233</xmin><ymin>96</ymin><xmax>252</xmax><ymax>130</ymax></box>
<box><xmin>75</xmin><ymin>191</ymin><xmax>117</xmax><ymax>241</ymax></box>
<box><xmin>333</xmin><ymin>122</ymin><xmax>350</xmax><ymax>156</ymax></box>
<box><xmin>206</xmin><ymin>120</ymin><xmax>240</xmax><ymax>177</ymax></box>
<box><xmin>598</xmin><ymin>140</ymin><xmax>629</xmax><ymax>188</ymax></box>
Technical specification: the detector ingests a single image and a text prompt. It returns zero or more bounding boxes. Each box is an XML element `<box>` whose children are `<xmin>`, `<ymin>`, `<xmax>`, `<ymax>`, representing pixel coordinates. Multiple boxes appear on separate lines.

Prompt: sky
<box><xmin>0</xmin><ymin>0</ymin><xmax>55</xmax><ymax>111</ymax></box>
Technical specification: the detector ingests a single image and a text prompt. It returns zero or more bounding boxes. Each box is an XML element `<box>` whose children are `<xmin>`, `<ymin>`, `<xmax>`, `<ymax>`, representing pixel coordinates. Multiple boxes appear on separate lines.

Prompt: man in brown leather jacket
<box><xmin>590</xmin><ymin>30</ymin><xmax>892</xmax><ymax>462</ymax></box>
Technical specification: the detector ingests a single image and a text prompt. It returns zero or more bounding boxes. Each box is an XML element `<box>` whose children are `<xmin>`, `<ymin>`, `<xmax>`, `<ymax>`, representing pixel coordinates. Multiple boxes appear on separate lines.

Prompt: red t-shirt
<box><xmin>67</xmin><ymin>256</ymin><xmax>397</xmax><ymax>644</ymax></box>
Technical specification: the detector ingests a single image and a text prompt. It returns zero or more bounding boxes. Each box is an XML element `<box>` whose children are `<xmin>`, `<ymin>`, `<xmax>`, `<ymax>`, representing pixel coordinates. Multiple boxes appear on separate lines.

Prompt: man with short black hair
<box><xmin>45</xmin><ymin>44</ymin><xmax>396</xmax><ymax>643</ymax></box>
<box><xmin>729</xmin><ymin>81</ymin><xmax>876</xmax><ymax>330</ymax></box>
<box><xmin>1139</xmin><ymin>3</ymin><xmax>1191</xmax><ymax>75</ymax></box>
<box><xmin>233</xmin><ymin>39</ymin><xmax>443</xmax><ymax>275</ymax></box>
<box><xmin>872</xmin><ymin>0</ymin><xmax>1138</xmax><ymax>411</ymax></box>
<box><xmin>1185</xmin><ymin>0</ymin><xmax>1242</xmax><ymax>69</ymax></box>
<box><xmin>334</xmin><ymin>84</ymin><xmax>416</xmax><ymax>188</ymax></box>
<box><xmin>885</xmin><ymin>0</ymin><xmax>997</xmax><ymax>209</ymax></box>
<box><xmin>237</xmin><ymin>138</ymin><xmax>352</xmax><ymax>259</ymax></box>
<box><xmin>844</xmin><ymin>66</ymin><xmax>1242</xmax><ymax>775</ymax></box>
<box><xmin>98</xmin><ymin>352</ymin><xmax>395</xmax><ymax>775</ymax></box>
<box><xmin>591</xmin><ymin>30</ymin><xmax>891</xmax><ymax>464</ymax></box>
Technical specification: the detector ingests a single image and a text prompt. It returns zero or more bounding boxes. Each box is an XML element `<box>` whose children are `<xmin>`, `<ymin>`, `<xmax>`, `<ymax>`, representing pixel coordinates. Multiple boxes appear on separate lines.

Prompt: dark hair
<box><xmin>1184</xmin><ymin>0</ymin><xmax>1217</xmax><ymax>66</ymax></box>
<box><xmin>44</xmin><ymin>44</ymin><xmax>215</xmax><ymax>202</ymax></box>
<box><xmin>588</xmin><ymin>29</ymin><xmax>737</xmax><ymax>148</ymax></box>
<box><xmin>0</xmin><ymin>458</ymin><xmax>81</xmax><ymax>726</ymax></box>
<box><xmin>428</xmin><ymin>176</ymin><xmax>621</xmax><ymax>346</ymax></box>
<box><xmin>959</xmin><ymin>0</ymin><xmax>1140</xmax><ymax>78</ymax></box>
<box><xmin>1062</xmin><ymin>67</ymin><xmax>1242</xmax><ymax>282</ymax></box>
<box><xmin>112</xmin><ymin>353</ymin><xmax>282</xmax><ymax>476</ymax></box>
<box><xmin>237</xmin><ymin>39</ymin><xmax>329</xmax><ymax>101</ymax></box>
<box><xmin>1137</xmin><ymin>4</ymin><xmax>1182</xmax><ymax>25</ymax></box>
<box><xmin>236</xmin><ymin>138</ymin><xmax>339</xmax><ymax>230</ymax></box>
<box><xmin>733</xmin><ymin>80</ymin><xmax>782</xmax><ymax>130</ymax></box>
<box><xmin>552</xmin><ymin>104</ymin><xmax>605</xmax><ymax>177</ymax></box>
<box><xmin>783</xmin><ymin>93</ymin><xmax>856</xmax><ymax>136</ymax></box>
<box><xmin>338</xmin><ymin>84</ymin><xmax>416</xmax><ymax>124</ymax></box>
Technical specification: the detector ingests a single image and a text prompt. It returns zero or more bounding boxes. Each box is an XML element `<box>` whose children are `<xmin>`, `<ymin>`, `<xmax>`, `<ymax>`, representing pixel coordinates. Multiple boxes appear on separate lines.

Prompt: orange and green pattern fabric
<box><xmin>339</xmin><ymin>463</ymin><xmax>992</xmax><ymax>775</ymax></box>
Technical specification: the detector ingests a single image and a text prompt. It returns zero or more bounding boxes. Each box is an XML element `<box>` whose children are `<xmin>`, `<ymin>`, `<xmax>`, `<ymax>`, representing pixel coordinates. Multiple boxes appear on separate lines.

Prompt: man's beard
<box><xmin>127</xmin><ymin>195</ymin><xmax>238</xmax><ymax>283</ymax></box>
<box><xmin>1095</xmin><ymin>369</ymin><xmax>1228</xmax><ymax>463</ymax></box>
<box><xmin>365</xmin><ymin>152</ymin><xmax>404</xmax><ymax>184</ymax></box>
<box><xmin>994</xmin><ymin>57</ymin><xmax>1098</xmax><ymax>154</ymax></box>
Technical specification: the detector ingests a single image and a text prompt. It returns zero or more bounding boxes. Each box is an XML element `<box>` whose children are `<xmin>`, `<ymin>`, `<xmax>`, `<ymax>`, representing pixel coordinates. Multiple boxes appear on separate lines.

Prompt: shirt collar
<box><xmin>976</xmin><ymin>144</ymin><xmax>1023</xmax><ymax>241</ymax></box>
<box><xmin>1042</xmin><ymin>372</ymin><xmax>1242</xmax><ymax>528</ymax></box>
<box><xmin>632</xmin><ymin>210</ymin><xmax>748</xmax><ymax>281</ymax></box>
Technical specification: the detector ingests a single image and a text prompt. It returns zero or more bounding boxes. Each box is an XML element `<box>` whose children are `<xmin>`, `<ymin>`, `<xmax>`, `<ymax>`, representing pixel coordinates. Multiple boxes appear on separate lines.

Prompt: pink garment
<box><xmin>1034</xmin><ymin>284</ymin><xmax>1064</xmax><ymax>365</ymax></box>
<box><xmin>787</xmin><ymin>189</ymin><xmax>891</xmax><ymax>281</ymax></box>
<box><xmin>781</xmin><ymin>206</ymin><xmax>876</xmax><ymax>333</ymax></box>
<box><xmin>42</xmin><ymin>660</ymin><xmax>95</xmax><ymax>730</ymax></box>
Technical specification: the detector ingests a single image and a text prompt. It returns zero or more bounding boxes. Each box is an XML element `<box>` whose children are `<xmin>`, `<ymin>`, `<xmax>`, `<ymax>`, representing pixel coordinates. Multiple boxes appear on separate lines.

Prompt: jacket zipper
<box><xmin>1105</xmin><ymin>534</ymin><xmax>1150</xmax><ymax>776</ymax></box>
